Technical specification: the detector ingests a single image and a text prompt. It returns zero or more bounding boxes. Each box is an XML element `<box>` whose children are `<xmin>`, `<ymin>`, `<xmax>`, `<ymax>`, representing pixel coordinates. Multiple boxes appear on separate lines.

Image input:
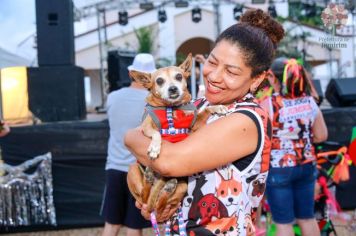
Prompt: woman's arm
<box><xmin>125</xmin><ymin>112</ymin><xmax>259</xmax><ymax>177</ymax></box>
<box><xmin>312</xmin><ymin>109</ymin><xmax>328</xmax><ymax>143</ymax></box>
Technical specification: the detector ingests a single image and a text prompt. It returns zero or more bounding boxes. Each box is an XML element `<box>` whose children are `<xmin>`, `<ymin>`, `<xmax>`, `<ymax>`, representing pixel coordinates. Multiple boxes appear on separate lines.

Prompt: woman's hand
<box><xmin>0</xmin><ymin>122</ymin><xmax>10</xmax><ymax>137</ymax></box>
<box><xmin>135</xmin><ymin>201</ymin><xmax>180</xmax><ymax>223</ymax></box>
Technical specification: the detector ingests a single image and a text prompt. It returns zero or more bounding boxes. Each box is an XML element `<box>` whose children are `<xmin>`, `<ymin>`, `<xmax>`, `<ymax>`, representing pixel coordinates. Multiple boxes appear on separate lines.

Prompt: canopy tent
<box><xmin>0</xmin><ymin>47</ymin><xmax>31</xmax><ymax>69</ymax></box>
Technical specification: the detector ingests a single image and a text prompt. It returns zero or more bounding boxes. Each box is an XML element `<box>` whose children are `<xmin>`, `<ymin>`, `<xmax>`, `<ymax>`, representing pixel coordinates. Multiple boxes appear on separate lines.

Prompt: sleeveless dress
<box><xmin>169</xmin><ymin>93</ymin><xmax>272</xmax><ymax>236</ymax></box>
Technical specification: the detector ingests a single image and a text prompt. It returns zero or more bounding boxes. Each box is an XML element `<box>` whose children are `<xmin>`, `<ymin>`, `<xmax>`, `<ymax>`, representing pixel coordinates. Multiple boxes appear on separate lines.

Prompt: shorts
<box><xmin>100</xmin><ymin>169</ymin><xmax>151</xmax><ymax>229</ymax></box>
<box><xmin>266</xmin><ymin>163</ymin><xmax>318</xmax><ymax>224</ymax></box>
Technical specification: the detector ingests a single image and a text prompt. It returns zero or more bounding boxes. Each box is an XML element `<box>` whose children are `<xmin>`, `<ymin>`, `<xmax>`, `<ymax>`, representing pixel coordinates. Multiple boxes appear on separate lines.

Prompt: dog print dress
<box><xmin>265</xmin><ymin>93</ymin><xmax>319</xmax><ymax>168</ymax></box>
<box><xmin>169</xmin><ymin>93</ymin><xmax>272</xmax><ymax>236</ymax></box>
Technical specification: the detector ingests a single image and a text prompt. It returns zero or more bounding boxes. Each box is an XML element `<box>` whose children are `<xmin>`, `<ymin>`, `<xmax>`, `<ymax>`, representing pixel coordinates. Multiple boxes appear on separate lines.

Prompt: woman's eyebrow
<box><xmin>211</xmin><ymin>53</ymin><xmax>242</xmax><ymax>72</ymax></box>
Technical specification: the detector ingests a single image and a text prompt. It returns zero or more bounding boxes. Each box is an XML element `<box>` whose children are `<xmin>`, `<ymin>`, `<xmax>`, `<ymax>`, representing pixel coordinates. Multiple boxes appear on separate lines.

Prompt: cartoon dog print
<box><xmin>204</xmin><ymin>215</ymin><xmax>239</xmax><ymax>236</ymax></box>
<box><xmin>216</xmin><ymin>169</ymin><xmax>242</xmax><ymax>215</ymax></box>
<box><xmin>277</xmin><ymin>119</ymin><xmax>301</xmax><ymax>140</ymax></box>
<box><xmin>279</xmin><ymin>154</ymin><xmax>297</xmax><ymax>167</ymax></box>
<box><xmin>188</xmin><ymin>193</ymin><xmax>228</xmax><ymax>225</ymax></box>
<box><xmin>246</xmin><ymin>173</ymin><xmax>267</xmax><ymax>208</ymax></box>
<box><xmin>244</xmin><ymin>213</ymin><xmax>255</xmax><ymax>236</ymax></box>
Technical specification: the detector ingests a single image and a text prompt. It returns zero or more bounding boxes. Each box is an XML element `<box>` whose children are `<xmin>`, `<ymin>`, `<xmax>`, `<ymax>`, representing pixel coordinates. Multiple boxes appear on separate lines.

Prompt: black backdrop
<box><xmin>0</xmin><ymin>107</ymin><xmax>356</xmax><ymax>233</ymax></box>
<box><xmin>0</xmin><ymin>121</ymin><xmax>108</xmax><ymax>233</ymax></box>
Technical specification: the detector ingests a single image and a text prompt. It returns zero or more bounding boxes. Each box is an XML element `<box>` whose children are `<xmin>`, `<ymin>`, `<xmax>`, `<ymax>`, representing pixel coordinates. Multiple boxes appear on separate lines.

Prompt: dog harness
<box><xmin>143</xmin><ymin>104</ymin><xmax>198</xmax><ymax>143</ymax></box>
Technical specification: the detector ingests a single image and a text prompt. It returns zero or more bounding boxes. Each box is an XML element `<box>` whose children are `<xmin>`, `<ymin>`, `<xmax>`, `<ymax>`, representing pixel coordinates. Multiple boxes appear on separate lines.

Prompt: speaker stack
<box><xmin>325</xmin><ymin>78</ymin><xmax>356</xmax><ymax>107</ymax></box>
<box><xmin>107</xmin><ymin>50</ymin><xmax>136</xmax><ymax>92</ymax></box>
<box><xmin>29</xmin><ymin>0</ymin><xmax>85</xmax><ymax>122</ymax></box>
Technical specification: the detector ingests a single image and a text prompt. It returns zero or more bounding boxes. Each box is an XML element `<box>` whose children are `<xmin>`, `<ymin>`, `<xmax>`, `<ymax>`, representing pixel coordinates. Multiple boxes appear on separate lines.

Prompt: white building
<box><xmin>72</xmin><ymin>1</ymin><xmax>356</xmax><ymax>110</ymax></box>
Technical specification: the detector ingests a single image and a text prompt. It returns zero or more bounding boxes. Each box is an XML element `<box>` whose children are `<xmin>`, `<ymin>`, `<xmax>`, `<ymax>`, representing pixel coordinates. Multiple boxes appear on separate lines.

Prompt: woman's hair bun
<box><xmin>240</xmin><ymin>9</ymin><xmax>284</xmax><ymax>46</ymax></box>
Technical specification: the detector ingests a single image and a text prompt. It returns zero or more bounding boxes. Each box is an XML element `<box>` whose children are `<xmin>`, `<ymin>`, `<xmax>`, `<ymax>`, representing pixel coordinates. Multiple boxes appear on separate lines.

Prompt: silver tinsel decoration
<box><xmin>0</xmin><ymin>153</ymin><xmax>56</xmax><ymax>226</ymax></box>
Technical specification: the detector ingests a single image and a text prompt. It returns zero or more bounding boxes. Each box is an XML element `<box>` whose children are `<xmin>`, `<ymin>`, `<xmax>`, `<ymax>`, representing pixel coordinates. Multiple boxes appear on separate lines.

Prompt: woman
<box><xmin>125</xmin><ymin>9</ymin><xmax>284</xmax><ymax>236</ymax></box>
<box><xmin>265</xmin><ymin>58</ymin><xmax>328</xmax><ymax>236</ymax></box>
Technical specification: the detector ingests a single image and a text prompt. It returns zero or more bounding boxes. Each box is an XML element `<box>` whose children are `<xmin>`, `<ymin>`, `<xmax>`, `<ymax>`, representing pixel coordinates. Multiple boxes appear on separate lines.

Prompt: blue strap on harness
<box><xmin>160</xmin><ymin>107</ymin><xmax>190</xmax><ymax>135</ymax></box>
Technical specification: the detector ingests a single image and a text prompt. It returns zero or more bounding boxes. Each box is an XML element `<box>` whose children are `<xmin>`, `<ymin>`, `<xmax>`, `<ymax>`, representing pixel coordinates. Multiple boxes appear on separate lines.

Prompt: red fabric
<box><xmin>349</xmin><ymin>140</ymin><xmax>356</xmax><ymax>165</ymax></box>
<box><xmin>153</xmin><ymin>109</ymin><xmax>195</xmax><ymax>143</ymax></box>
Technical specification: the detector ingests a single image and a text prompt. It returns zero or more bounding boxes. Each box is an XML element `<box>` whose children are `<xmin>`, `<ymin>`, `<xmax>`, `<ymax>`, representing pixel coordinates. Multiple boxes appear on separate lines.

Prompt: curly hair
<box><xmin>215</xmin><ymin>9</ymin><xmax>285</xmax><ymax>78</ymax></box>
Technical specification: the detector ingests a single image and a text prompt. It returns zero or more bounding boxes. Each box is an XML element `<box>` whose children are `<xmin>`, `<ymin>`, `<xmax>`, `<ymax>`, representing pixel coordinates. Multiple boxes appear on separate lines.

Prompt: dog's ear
<box><xmin>129</xmin><ymin>70</ymin><xmax>153</xmax><ymax>89</ymax></box>
<box><xmin>179</xmin><ymin>53</ymin><xmax>192</xmax><ymax>78</ymax></box>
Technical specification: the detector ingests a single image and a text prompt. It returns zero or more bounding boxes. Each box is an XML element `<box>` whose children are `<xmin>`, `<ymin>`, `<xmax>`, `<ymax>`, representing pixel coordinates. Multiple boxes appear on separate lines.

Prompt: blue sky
<box><xmin>0</xmin><ymin>0</ymin><xmax>36</xmax><ymax>53</ymax></box>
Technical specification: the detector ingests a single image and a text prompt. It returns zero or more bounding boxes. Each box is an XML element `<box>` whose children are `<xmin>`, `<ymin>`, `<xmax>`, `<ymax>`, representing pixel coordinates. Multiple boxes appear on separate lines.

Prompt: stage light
<box><xmin>118</xmin><ymin>10</ymin><xmax>128</xmax><ymax>26</ymax></box>
<box><xmin>158</xmin><ymin>9</ymin><xmax>167</xmax><ymax>23</ymax></box>
<box><xmin>304</xmin><ymin>3</ymin><xmax>317</xmax><ymax>17</ymax></box>
<box><xmin>268</xmin><ymin>4</ymin><xmax>277</xmax><ymax>18</ymax></box>
<box><xmin>140</xmin><ymin>2</ymin><xmax>154</xmax><ymax>10</ymax></box>
<box><xmin>175</xmin><ymin>0</ymin><xmax>189</xmax><ymax>8</ymax></box>
<box><xmin>192</xmin><ymin>7</ymin><xmax>202</xmax><ymax>23</ymax></box>
<box><xmin>0</xmin><ymin>67</ymin><xmax>31</xmax><ymax>123</ymax></box>
<box><xmin>233</xmin><ymin>4</ymin><xmax>244</xmax><ymax>21</ymax></box>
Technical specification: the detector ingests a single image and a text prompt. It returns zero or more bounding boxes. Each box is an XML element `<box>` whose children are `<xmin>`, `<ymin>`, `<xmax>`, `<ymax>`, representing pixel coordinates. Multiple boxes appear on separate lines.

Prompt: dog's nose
<box><xmin>228</xmin><ymin>197</ymin><xmax>233</xmax><ymax>203</ymax></box>
<box><xmin>168</xmin><ymin>86</ymin><xmax>178</xmax><ymax>94</ymax></box>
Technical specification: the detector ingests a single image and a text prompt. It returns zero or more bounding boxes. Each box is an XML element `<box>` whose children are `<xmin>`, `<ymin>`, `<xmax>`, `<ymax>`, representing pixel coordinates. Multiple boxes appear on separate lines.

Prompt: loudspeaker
<box><xmin>325</xmin><ymin>78</ymin><xmax>356</xmax><ymax>107</ymax></box>
<box><xmin>35</xmin><ymin>0</ymin><xmax>75</xmax><ymax>66</ymax></box>
<box><xmin>311</xmin><ymin>79</ymin><xmax>323</xmax><ymax>105</ymax></box>
<box><xmin>27</xmin><ymin>66</ymin><xmax>86</xmax><ymax>122</ymax></box>
<box><xmin>107</xmin><ymin>50</ymin><xmax>135</xmax><ymax>92</ymax></box>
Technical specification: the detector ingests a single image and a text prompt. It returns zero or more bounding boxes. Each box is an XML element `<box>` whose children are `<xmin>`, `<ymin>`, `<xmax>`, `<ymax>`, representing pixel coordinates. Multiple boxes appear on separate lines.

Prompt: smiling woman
<box><xmin>125</xmin><ymin>9</ymin><xmax>284</xmax><ymax>236</ymax></box>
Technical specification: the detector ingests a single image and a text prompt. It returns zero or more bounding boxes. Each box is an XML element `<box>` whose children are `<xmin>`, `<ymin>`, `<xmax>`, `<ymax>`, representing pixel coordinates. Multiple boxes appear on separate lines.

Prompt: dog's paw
<box><xmin>147</xmin><ymin>141</ymin><xmax>161</xmax><ymax>160</ymax></box>
<box><xmin>163</xmin><ymin>178</ymin><xmax>178</xmax><ymax>193</ymax></box>
<box><xmin>207</xmin><ymin>105</ymin><xmax>228</xmax><ymax>115</ymax></box>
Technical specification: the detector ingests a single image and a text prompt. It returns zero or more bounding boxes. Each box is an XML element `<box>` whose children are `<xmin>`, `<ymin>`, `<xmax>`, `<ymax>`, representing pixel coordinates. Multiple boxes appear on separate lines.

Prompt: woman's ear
<box><xmin>250</xmin><ymin>72</ymin><xmax>267</xmax><ymax>93</ymax></box>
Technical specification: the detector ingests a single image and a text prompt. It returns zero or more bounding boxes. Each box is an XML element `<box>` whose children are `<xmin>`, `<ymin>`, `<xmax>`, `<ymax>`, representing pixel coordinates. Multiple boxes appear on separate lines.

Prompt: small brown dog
<box><xmin>127</xmin><ymin>54</ymin><xmax>226</xmax><ymax>218</ymax></box>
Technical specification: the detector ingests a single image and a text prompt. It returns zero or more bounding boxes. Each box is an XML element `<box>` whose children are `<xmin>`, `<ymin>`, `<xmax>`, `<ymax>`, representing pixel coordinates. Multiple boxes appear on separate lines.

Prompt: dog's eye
<box><xmin>175</xmin><ymin>73</ymin><xmax>183</xmax><ymax>81</ymax></box>
<box><xmin>156</xmin><ymin>77</ymin><xmax>164</xmax><ymax>86</ymax></box>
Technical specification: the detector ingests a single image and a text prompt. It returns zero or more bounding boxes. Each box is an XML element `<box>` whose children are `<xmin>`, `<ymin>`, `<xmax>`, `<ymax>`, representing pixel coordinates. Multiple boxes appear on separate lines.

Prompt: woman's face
<box><xmin>203</xmin><ymin>40</ymin><xmax>262</xmax><ymax>105</ymax></box>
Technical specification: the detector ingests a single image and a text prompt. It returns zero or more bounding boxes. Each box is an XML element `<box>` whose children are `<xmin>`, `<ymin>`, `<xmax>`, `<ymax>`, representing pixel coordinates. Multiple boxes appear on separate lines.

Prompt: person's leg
<box><xmin>266</xmin><ymin>167</ymin><xmax>295</xmax><ymax>236</ymax></box>
<box><xmin>102</xmin><ymin>223</ymin><xmax>121</xmax><ymax>236</ymax></box>
<box><xmin>275</xmin><ymin>223</ymin><xmax>294</xmax><ymax>236</ymax></box>
<box><xmin>296</xmin><ymin>218</ymin><xmax>320</xmax><ymax>236</ymax></box>
<box><xmin>126</xmin><ymin>228</ymin><xmax>143</xmax><ymax>236</ymax></box>
<box><xmin>293</xmin><ymin>163</ymin><xmax>320</xmax><ymax>236</ymax></box>
<box><xmin>100</xmin><ymin>170</ymin><xmax>128</xmax><ymax>236</ymax></box>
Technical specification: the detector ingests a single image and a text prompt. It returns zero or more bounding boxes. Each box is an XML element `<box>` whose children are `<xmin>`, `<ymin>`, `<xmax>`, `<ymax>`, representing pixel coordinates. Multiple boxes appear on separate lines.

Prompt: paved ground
<box><xmin>4</xmin><ymin>211</ymin><xmax>356</xmax><ymax>236</ymax></box>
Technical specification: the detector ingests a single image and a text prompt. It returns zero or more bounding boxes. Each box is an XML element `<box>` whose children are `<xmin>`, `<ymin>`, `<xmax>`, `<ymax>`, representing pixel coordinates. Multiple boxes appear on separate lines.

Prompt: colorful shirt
<box><xmin>266</xmin><ymin>93</ymin><xmax>319</xmax><ymax>168</ymax></box>
<box><xmin>170</xmin><ymin>94</ymin><xmax>272</xmax><ymax>236</ymax></box>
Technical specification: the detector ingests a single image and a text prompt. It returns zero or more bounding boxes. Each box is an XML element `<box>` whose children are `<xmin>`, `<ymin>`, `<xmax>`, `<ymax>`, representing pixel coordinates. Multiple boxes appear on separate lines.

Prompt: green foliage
<box><xmin>288</xmin><ymin>2</ymin><xmax>324</xmax><ymax>27</ymax></box>
<box><xmin>134</xmin><ymin>26</ymin><xmax>155</xmax><ymax>53</ymax></box>
<box><xmin>276</xmin><ymin>25</ymin><xmax>313</xmax><ymax>70</ymax></box>
<box><xmin>155</xmin><ymin>57</ymin><xmax>173</xmax><ymax>68</ymax></box>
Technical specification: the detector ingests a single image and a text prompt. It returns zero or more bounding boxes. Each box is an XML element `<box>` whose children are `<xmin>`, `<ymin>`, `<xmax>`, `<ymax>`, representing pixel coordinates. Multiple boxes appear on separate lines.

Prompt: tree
<box><xmin>134</xmin><ymin>26</ymin><xmax>155</xmax><ymax>53</ymax></box>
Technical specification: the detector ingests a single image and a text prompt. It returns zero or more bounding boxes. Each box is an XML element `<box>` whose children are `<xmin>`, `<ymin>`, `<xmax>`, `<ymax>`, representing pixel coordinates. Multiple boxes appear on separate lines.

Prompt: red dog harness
<box><xmin>144</xmin><ymin>104</ymin><xmax>197</xmax><ymax>143</ymax></box>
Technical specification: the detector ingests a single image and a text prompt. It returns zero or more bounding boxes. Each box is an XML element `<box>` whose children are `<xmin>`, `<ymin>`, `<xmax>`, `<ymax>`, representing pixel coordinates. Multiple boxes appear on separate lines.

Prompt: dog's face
<box><xmin>129</xmin><ymin>54</ymin><xmax>192</xmax><ymax>105</ymax></box>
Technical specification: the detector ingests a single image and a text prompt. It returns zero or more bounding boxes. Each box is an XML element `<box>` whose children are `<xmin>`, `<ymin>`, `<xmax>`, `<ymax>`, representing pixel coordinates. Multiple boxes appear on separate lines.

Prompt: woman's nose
<box><xmin>208</xmin><ymin>67</ymin><xmax>223</xmax><ymax>83</ymax></box>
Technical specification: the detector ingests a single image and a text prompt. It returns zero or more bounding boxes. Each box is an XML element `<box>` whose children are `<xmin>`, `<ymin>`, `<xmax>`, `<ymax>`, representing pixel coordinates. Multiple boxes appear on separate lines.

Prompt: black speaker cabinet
<box><xmin>311</xmin><ymin>79</ymin><xmax>323</xmax><ymax>105</ymax></box>
<box><xmin>27</xmin><ymin>66</ymin><xmax>86</xmax><ymax>122</ymax></box>
<box><xmin>35</xmin><ymin>0</ymin><xmax>75</xmax><ymax>66</ymax></box>
<box><xmin>107</xmin><ymin>50</ymin><xmax>135</xmax><ymax>92</ymax></box>
<box><xmin>325</xmin><ymin>78</ymin><xmax>356</xmax><ymax>107</ymax></box>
